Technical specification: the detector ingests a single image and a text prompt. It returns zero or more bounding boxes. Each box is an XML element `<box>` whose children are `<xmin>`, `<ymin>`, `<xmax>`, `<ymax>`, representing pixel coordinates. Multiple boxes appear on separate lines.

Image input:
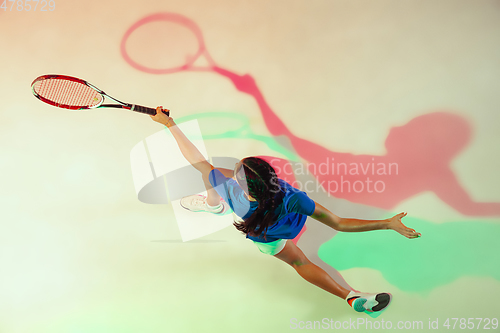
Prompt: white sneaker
<box><xmin>347</xmin><ymin>291</ymin><xmax>392</xmax><ymax>313</ymax></box>
<box><xmin>180</xmin><ymin>194</ymin><xmax>229</xmax><ymax>214</ymax></box>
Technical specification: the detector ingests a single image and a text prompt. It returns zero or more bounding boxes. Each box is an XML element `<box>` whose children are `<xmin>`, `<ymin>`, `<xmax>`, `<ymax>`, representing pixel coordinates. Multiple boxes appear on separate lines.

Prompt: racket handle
<box><xmin>131</xmin><ymin>104</ymin><xmax>169</xmax><ymax>116</ymax></box>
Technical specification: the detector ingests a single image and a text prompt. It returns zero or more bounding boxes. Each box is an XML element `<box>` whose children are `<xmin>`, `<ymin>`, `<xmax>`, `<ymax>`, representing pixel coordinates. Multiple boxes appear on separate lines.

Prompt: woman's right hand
<box><xmin>150</xmin><ymin>106</ymin><xmax>173</xmax><ymax>126</ymax></box>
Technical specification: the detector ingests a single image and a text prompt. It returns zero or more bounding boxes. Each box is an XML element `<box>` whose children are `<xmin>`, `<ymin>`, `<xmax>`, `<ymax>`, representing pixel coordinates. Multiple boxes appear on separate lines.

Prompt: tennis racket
<box><xmin>31</xmin><ymin>74</ymin><xmax>168</xmax><ymax>116</ymax></box>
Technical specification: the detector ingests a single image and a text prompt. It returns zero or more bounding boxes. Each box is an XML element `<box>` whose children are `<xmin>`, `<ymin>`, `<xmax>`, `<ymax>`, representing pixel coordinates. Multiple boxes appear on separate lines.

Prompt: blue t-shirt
<box><xmin>209</xmin><ymin>169</ymin><xmax>316</xmax><ymax>243</ymax></box>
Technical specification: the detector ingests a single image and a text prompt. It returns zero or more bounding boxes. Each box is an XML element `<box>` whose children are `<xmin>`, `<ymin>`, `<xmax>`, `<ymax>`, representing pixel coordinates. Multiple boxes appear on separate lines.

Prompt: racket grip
<box><xmin>131</xmin><ymin>104</ymin><xmax>169</xmax><ymax>116</ymax></box>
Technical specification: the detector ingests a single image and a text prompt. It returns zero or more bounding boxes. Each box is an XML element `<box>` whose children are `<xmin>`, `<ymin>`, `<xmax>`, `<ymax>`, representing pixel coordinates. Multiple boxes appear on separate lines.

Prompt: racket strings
<box><xmin>34</xmin><ymin>78</ymin><xmax>102</xmax><ymax>108</ymax></box>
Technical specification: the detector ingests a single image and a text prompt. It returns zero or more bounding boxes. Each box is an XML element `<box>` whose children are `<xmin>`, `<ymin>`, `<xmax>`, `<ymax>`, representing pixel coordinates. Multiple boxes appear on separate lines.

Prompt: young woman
<box><xmin>150</xmin><ymin>107</ymin><xmax>421</xmax><ymax>314</ymax></box>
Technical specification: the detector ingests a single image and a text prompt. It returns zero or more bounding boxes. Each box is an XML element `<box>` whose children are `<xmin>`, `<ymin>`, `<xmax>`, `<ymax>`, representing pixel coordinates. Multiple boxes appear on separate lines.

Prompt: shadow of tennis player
<box><xmin>218</xmin><ymin>70</ymin><xmax>500</xmax><ymax>217</ymax></box>
<box><xmin>122</xmin><ymin>12</ymin><xmax>499</xmax><ymax>217</ymax></box>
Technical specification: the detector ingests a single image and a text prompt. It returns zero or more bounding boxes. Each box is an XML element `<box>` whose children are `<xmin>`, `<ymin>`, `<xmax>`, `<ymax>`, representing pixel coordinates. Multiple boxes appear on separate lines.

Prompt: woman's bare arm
<box><xmin>150</xmin><ymin>107</ymin><xmax>214</xmax><ymax>176</ymax></box>
<box><xmin>311</xmin><ymin>202</ymin><xmax>421</xmax><ymax>239</ymax></box>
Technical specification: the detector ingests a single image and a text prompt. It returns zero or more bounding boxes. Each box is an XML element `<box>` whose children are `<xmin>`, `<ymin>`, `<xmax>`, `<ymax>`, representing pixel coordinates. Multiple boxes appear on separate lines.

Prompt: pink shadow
<box><xmin>122</xmin><ymin>13</ymin><xmax>500</xmax><ymax>217</ymax></box>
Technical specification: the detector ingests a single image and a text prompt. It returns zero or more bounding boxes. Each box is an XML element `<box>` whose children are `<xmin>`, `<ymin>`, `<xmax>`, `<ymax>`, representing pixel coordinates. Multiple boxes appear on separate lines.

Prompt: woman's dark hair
<box><xmin>233</xmin><ymin>157</ymin><xmax>284</xmax><ymax>240</ymax></box>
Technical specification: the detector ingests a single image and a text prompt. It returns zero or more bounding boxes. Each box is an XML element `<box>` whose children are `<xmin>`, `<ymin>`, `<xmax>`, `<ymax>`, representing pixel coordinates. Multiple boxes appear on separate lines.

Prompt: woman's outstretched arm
<box><xmin>150</xmin><ymin>107</ymin><xmax>225</xmax><ymax>206</ymax></box>
<box><xmin>311</xmin><ymin>202</ymin><xmax>421</xmax><ymax>239</ymax></box>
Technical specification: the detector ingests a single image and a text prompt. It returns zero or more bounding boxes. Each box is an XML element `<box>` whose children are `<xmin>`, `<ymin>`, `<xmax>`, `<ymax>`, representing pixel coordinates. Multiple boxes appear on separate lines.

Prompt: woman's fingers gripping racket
<box><xmin>150</xmin><ymin>106</ymin><xmax>172</xmax><ymax>125</ymax></box>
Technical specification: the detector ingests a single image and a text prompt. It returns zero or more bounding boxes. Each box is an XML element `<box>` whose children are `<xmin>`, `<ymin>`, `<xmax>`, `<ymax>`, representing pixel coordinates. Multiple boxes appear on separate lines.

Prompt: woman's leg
<box><xmin>274</xmin><ymin>240</ymin><xmax>351</xmax><ymax>299</ymax></box>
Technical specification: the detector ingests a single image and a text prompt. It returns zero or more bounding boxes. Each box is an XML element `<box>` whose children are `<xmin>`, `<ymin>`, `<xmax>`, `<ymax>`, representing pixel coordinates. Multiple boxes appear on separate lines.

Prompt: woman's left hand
<box><xmin>387</xmin><ymin>212</ymin><xmax>421</xmax><ymax>239</ymax></box>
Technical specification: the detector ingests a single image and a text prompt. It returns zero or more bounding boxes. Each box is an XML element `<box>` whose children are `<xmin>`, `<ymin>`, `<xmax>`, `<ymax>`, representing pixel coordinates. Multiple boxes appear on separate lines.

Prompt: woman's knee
<box><xmin>290</xmin><ymin>255</ymin><xmax>311</xmax><ymax>268</ymax></box>
<box><xmin>274</xmin><ymin>240</ymin><xmax>310</xmax><ymax>267</ymax></box>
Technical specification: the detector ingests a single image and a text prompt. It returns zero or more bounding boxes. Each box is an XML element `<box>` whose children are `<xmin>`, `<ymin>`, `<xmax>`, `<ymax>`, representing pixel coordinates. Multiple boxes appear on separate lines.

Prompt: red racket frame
<box><xmin>31</xmin><ymin>74</ymin><xmax>167</xmax><ymax>116</ymax></box>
